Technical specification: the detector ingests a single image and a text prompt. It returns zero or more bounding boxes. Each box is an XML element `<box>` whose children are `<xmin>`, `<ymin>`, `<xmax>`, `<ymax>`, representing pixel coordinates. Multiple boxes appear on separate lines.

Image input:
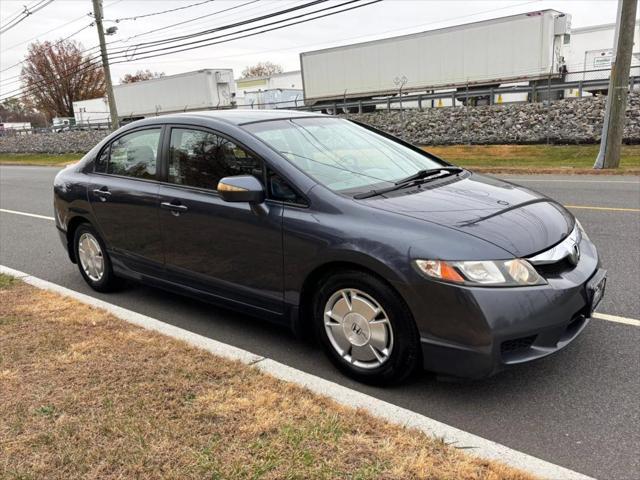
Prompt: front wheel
<box><xmin>73</xmin><ymin>224</ymin><xmax>120</xmax><ymax>292</ymax></box>
<box><xmin>313</xmin><ymin>270</ymin><xmax>421</xmax><ymax>385</ymax></box>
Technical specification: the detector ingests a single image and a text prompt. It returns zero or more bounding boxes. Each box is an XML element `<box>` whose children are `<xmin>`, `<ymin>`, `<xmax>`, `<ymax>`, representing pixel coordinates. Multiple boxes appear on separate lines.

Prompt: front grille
<box><xmin>501</xmin><ymin>335</ymin><xmax>537</xmax><ymax>355</ymax></box>
<box><xmin>534</xmin><ymin>257</ymin><xmax>575</xmax><ymax>276</ymax></box>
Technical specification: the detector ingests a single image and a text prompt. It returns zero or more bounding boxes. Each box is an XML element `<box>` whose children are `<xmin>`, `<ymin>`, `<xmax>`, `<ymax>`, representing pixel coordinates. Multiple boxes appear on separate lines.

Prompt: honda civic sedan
<box><xmin>53</xmin><ymin>110</ymin><xmax>606</xmax><ymax>384</ymax></box>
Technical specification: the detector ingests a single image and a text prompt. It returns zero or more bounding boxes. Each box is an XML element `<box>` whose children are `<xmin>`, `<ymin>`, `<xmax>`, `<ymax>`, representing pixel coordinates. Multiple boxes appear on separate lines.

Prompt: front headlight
<box><xmin>414</xmin><ymin>259</ymin><xmax>546</xmax><ymax>286</ymax></box>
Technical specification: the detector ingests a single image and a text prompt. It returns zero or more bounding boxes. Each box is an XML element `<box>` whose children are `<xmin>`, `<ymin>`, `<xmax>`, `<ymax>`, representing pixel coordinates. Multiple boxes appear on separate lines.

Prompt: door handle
<box><xmin>161</xmin><ymin>201</ymin><xmax>188</xmax><ymax>216</ymax></box>
<box><xmin>92</xmin><ymin>188</ymin><xmax>111</xmax><ymax>201</ymax></box>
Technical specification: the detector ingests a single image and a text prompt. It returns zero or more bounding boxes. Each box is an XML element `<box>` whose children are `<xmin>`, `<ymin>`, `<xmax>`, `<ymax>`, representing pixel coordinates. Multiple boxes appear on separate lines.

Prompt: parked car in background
<box><xmin>53</xmin><ymin>110</ymin><xmax>606</xmax><ymax>384</ymax></box>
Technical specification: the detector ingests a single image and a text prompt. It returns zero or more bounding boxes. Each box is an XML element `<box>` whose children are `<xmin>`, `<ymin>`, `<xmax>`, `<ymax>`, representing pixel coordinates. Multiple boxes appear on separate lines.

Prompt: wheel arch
<box><xmin>295</xmin><ymin>260</ymin><xmax>412</xmax><ymax>338</ymax></box>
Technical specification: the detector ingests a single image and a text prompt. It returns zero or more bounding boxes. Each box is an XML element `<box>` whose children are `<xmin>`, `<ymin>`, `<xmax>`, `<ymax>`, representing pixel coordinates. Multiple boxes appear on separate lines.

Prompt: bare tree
<box><xmin>241</xmin><ymin>61</ymin><xmax>283</xmax><ymax>79</ymax></box>
<box><xmin>20</xmin><ymin>39</ymin><xmax>105</xmax><ymax>119</ymax></box>
<box><xmin>120</xmin><ymin>69</ymin><xmax>165</xmax><ymax>84</ymax></box>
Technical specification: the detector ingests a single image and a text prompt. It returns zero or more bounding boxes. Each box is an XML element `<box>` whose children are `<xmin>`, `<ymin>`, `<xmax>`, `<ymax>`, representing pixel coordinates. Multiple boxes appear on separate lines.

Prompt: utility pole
<box><xmin>92</xmin><ymin>0</ymin><xmax>119</xmax><ymax>129</ymax></box>
<box><xmin>594</xmin><ymin>0</ymin><xmax>638</xmax><ymax>169</ymax></box>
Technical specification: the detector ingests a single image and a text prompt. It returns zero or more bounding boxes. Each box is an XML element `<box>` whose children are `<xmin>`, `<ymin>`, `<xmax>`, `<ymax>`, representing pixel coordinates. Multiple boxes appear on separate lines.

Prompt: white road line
<box><xmin>0</xmin><ymin>264</ymin><xmax>594</xmax><ymax>480</ymax></box>
<box><xmin>0</xmin><ymin>208</ymin><xmax>54</xmax><ymax>221</ymax></box>
<box><xmin>593</xmin><ymin>312</ymin><xmax>640</xmax><ymax>327</ymax></box>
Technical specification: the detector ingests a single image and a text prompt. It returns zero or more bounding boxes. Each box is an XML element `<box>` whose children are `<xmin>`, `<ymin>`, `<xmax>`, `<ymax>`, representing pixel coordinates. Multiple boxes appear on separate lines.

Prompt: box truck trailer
<box><xmin>113</xmin><ymin>69</ymin><xmax>235</xmax><ymax>122</ymax></box>
<box><xmin>73</xmin><ymin>97</ymin><xmax>110</xmax><ymax>126</ymax></box>
<box><xmin>300</xmin><ymin>10</ymin><xmax>571</xmax><ymax>108</ymax></box>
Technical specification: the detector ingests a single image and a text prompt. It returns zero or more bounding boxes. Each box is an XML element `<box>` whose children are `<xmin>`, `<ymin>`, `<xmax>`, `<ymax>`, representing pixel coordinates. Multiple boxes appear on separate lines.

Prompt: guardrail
<box><xmin>0</xmin><ymin>122</ymin><xmax>112</xmax><ymax>136</ymax></box>
<box><xmin>291</xmin><ymin>74</ymin><xmax>640</xmax><ymax>113</ymax></box>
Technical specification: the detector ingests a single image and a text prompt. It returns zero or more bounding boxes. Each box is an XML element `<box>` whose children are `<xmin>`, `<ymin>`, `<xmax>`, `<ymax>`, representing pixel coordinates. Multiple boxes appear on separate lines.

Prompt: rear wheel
<box><xmin>74</xmin><ymin>224</ymin><xmax>119</xmax><ymax>292</ymax></box>
<box><xmin>313</xmin><ymin>270</ymin><xmax>421</xmax><ymax>385</ymax></box>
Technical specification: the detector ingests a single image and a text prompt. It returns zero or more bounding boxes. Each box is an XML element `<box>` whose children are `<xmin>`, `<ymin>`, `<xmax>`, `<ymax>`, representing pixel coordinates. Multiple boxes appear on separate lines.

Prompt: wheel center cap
<box><xmin>343</xmin><ymin>313</ymin><xmax>371</xmax><ymax>347</ymax></box>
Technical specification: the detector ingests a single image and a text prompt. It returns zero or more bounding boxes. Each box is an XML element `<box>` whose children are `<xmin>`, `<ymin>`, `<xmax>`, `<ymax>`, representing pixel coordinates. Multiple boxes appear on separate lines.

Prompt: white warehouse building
<box><xmin>235</xmin><ymin>71</ymin><xmax>304</xmax><ymax>109</ymax></box>
<box><xmin>565</xmin><ymin>20</ymin><xmax>640</xmax><ymax>90</ymax></box>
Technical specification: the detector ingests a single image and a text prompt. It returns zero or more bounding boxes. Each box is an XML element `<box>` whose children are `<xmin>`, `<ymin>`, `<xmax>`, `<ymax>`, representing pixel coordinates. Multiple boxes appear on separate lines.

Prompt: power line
<box><xmin>0</xmin><ymin>0</ymin><xmax>49</xmax><ymax>31</ymax></box>
<box><xmin>103</xmin><ymin>0</ymin><xmax>216</xmax><ymax>23</ymax></box>
<box><xmin>113</xmin><ymin>0</ymin><xmax>329</xmax><ymax>52</ymax></box>
<box><xmin>104</xmin><ymin>0</ymin><xmax>356</xmax><ymax>60</ymax></box>
<box><xmin>1</xmin><ymin>0</ymin><xmax>43</xmax><ymax>27</ymax></box>
<box><xmin>107</xmin><ymin>0</ymin><xmax>261</xmax><ymax>46</ymax></box>
<box><xmin>0</xmin><ymin>0</ymin><xmax>254</xmax><ymax>75</ymax></box>
<box><xmin>0</xmin><ymin>0</ymin><xmax>121</xmax><ymax>53</ymax></box>
<box><xmin>108</xmin><ymin>0</ymin><xmax>382</xmax><ymax>63</ymax></box>
<box><xmin>2</xmin><ymin>1</ymin><xmax>315</xmax><ymax>93</ymax></box>
<box><xmin>0</xmin><ymin>0</ymin><xmax>55</xmax><ymax>35</ymax></box>
<box><xmin>1</xmin><ymin>0</ymin><xmax>382</xmax><ymax>102</ymax></box>
<box><xmin>0</xmin><ymin>23</ymin><xmax>95</xmax><ymax>85</ymax></box>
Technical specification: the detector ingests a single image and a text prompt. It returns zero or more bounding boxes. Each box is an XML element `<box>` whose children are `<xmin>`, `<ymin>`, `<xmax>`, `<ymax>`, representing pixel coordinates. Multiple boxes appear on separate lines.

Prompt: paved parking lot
<box><xmin>1</xmin><ymin>165</ymin><xmax>639</xmax><ymax>479</ymax></box>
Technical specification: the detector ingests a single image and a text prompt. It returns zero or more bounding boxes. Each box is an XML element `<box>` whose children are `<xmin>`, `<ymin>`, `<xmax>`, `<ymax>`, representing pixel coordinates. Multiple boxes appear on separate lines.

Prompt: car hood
<box><xmin>360</xmin><ymin>173</ymin><xmax>574</xmax><ymax>257</ymax></box>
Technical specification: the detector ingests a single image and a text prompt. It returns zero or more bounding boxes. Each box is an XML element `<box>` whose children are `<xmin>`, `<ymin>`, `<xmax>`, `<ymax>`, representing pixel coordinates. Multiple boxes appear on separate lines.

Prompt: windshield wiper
<box><xmin>354</xmin><ymin>167</ymin><xmax>464</xmax><ymax>199</ymax></box>
<box><xmin>394</xmin><ymin>166</ymin><xmax>463</xmax><ymax>186</ymax></box>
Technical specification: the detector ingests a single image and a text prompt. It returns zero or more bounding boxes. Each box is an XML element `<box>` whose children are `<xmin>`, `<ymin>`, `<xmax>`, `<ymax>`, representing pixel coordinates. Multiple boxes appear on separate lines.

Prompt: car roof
<box><xmin>167</xmin><ymin>109</ymin><xmax>326</xmax><ymax>125</ymax></box>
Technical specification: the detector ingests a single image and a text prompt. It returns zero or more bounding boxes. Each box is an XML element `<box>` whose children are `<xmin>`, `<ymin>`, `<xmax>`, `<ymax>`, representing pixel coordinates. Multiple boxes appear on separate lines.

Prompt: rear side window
<box><xmin>95</xmin><ymin>128</ymin><xmax>161</xmax><ymax>179</ymax></box>
<box><xmin>168</xmin><ymin>128</ymin><xmax>262</xmax><ymax>190</ymax></box>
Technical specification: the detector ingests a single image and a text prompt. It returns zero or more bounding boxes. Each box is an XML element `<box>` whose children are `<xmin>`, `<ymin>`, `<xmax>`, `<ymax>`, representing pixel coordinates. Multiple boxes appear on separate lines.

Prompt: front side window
<box><xmin>244</xmin><ymin>118</ymin><xmax>445</xmax><ymax>193</ymax></box>
<box><xmin>168</xmin><ymin>128</ymin><xmax>262</xmax><ymax>190</ymax></box>
<box><xmin>101</xmin><ymin>128</ymin><xmax>161</xmax><ymax>179</ymax></box>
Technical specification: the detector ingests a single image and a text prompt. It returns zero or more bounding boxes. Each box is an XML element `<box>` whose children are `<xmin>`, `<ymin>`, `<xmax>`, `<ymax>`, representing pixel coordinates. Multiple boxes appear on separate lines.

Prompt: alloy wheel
<box><xmin>324</xmin><ymin>288</ymin><xmax>394</xmax><ymax>369</ymax></box>
<box><xmin>78</xmin><ymin>232</ymin><xmax>105</xmax><ymax>282</ymax></box>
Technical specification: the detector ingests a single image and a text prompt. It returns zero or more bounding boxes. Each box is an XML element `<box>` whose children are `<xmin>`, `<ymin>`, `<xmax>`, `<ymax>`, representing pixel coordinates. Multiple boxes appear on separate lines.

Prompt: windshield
<box><xmin>244</xmin><ymin>117</ymin><xmax>446</xmax><ymax>193</ymax></box>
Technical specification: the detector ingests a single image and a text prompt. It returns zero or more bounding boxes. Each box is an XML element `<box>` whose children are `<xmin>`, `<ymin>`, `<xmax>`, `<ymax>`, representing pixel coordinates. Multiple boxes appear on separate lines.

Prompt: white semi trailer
<box><xmin>300</xmin><ymin>10</ymin><xmax>571</xmax><ymax>107</ymax></box>
<box><xmin>114</xmin><ymin>69</ymin><xmax>235</xmax><ymax>121</ymax></box>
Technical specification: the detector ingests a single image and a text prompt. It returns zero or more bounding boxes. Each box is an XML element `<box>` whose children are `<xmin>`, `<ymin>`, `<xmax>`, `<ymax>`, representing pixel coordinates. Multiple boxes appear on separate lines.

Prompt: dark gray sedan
<box><xmin>53</xmin><ymin>110</ymin><xmax>606</xmax><ymax>384</ymax></box>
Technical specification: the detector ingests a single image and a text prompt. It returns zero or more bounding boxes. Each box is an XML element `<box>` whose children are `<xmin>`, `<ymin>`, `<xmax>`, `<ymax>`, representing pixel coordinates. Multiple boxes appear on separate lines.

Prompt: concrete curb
<box><xmin>0</xmin><ymin>265</ymin><xmax>595</xmax><ymax>480</ymax></box>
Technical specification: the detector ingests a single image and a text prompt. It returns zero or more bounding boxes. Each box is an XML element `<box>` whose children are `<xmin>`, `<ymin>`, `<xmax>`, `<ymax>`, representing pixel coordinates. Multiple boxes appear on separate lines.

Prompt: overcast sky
<box><xmin>0</xmin><ymin>0</ymin><xmax>627</xmax><ymax>91</ymax></box>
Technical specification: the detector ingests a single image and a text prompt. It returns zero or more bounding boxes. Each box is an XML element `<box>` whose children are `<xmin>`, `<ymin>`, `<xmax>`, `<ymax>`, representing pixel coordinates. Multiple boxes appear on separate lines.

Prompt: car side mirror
<box><xmin>217</xmin><ymin>175</ymin><xmax>265</xmax><ymax>204</ymax></box>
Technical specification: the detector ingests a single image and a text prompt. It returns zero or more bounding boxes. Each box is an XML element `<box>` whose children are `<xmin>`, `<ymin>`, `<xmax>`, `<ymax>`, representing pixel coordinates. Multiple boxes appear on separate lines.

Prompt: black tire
<box><xmin>313</xmin><ymin>269</ymin><xmax>421</xmax><ymax>385</ymax></box>
<box><xmin>73</xmin><ymin>223</ymin><xmax>120</xmax><ymax>292</ymax></box>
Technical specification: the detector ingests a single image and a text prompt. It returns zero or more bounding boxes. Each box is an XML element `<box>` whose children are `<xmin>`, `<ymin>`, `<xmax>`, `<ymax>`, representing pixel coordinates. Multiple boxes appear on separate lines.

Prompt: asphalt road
<box><xmin>1</xmin><ymin>166</ymin><xmax>639</xmax><ymax>480</ymax></box>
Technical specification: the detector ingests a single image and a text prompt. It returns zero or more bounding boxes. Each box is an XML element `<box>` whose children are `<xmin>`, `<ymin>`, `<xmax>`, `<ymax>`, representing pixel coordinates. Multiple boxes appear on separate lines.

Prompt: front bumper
<box><xmin>402</xmin><ymin>235</ymin><xmax>604</xmax><ymax>379</ymax></box>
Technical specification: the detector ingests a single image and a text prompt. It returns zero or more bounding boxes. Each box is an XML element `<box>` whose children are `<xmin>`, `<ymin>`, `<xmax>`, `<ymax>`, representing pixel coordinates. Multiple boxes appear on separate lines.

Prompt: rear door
<box><xmin>89</xmin><ymin>127</ymin><xmax>164</xmax><ymax>275</ymax></box>
<box><xmin>158</xmin><ymin>126</ymin><xmax>284</xmax><ymax>313</ymax></box>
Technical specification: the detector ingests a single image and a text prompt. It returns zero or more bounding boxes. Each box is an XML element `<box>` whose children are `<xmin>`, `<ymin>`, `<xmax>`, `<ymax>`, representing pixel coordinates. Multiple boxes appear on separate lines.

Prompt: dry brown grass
<box><xmin>0</xmin><ymin>276</ymin><xmax>536</xmax><ymax>480</ymax></box>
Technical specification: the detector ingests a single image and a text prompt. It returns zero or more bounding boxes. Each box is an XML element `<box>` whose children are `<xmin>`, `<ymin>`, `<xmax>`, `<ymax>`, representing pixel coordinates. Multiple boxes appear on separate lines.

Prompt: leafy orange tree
<box><xmin>120</xmin><ymin>69</ymin><xmax>165</xmax><ymax>84</ymax></box>
<box><xmin>20</xmin><ymin>39</ymin><xmax>105</xmax><ymax>119</ymax></box>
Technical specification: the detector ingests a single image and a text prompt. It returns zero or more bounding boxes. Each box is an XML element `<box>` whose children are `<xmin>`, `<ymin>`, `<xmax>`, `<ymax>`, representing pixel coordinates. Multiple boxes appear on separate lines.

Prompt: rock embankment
<box><xmin>343</xmin><ymin>92</ymin><xmax>640</xmax><ymax>145</ymax></box>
